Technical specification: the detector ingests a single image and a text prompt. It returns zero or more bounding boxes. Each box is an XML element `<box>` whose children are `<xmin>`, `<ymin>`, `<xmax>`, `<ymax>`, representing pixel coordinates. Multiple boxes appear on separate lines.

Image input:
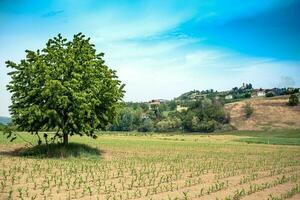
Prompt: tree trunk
<box><xmin>63</xmin><ymin>133</ymin><xmax>68</xmax><ymax>145</ymax></box>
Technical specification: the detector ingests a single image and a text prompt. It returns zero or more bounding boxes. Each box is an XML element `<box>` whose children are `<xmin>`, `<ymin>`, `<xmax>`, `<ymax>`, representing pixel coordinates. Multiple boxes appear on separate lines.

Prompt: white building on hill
<box><xmin>252</xmin><ymin>90</ymin><xmax>266</xmax><ymax>97</ymax></box>
<box><xmin>225</xmin><ymin>94</ymin><xmax>233</xmax><ymax>100</ymax></box>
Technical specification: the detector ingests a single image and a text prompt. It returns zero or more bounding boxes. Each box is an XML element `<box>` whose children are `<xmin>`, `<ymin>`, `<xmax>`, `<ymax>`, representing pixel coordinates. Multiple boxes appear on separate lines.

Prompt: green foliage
<box><xmin>149</xmin><ymin>104</ymin><xmax>162</xmax><ymax>120</ymax></box>
<box><xmin>176</xmin><ymin>89</ymin><xmax>217</xmax><ymax>101</ymax></box>
<box><xmin>138</xmin><ymin>119</ymin><xmax>154</xmax><ymax>132</ymax></box>
<box><xmin>238</xmin><ymin>137</ymin><xmax>300</xmax><ymax>146</ymax></box>
<box><xmin>109</xmin><ymin>104</ymin><xmax>146</xmax><ymax>131</ymax></box>
<box><xmin>288</xmin><ymin>94</ymin><xmax>299</xmax><ymax>106</ymax></box>
<box><xmin>110</xmin><ymin>107</ymin><xmax>135</xmax><ymax>131</ymax></box>
<box><xmin>266</xmin><ymin>92</ymin><xmax>275</xmax><ymax>97</ymax></box>
<box><xmin>244</xmin><ymin>103</ymin><xmax>253</xmax><ymax>118</ymax></box>
<box><xmin>2</xmin><ymin>125</ymin><xmax>17</xmax><ymax>142</ymax></box>
<box><xmin>0</xmin><ymin>123</ymin><xmax>5</xmax><ymax>131</ymax></box>
<box><xmin>111</xmin><ymin>97</ymin><xmax>230</xmax><ymax>133</ymax></box>
<box><xmin>156</xmin><ymin>116</ymin><xmax>182</xmax><ymax>132</ymax></box>
<box><xmin>283</xmin><ymin>88</ymin><xmax>299</xmax><ymax>95</ymax></box>
<box><xmin>176</xmin><ymin>90</ymin><xmax>200</xmax><ymax>101</ymax></box>
<box><xmin>20</xmin><ymin>143</ymin><xmax>101</xmax><ymax>158</ymax></box>
<box><xmin>6</xmin><ymin>33</ymin><xmax>125</xmax><ymax>145</ymax></box>
<box><xmin>182</xmin><ymin>98</ymin><xmax>229</xmax><ymax>132</ymax></box>
<box><xmin>230</xmin><ymin>83</ymin><xmax>253</xmax><ymax>100</ymax></box>
<box><xmin>244</xmin><ymin>93</ymin><xmax>251</xmax><ymax>98</ymax></box>
<box><xmin>166</xmin><ymin>100</ymin><xmax>177</xmax><ymax>110</ymax></box>
<box><xmin>219</xmin><ymin>129</ymin><xmax>300</xmax><ymax>146</ymax></box>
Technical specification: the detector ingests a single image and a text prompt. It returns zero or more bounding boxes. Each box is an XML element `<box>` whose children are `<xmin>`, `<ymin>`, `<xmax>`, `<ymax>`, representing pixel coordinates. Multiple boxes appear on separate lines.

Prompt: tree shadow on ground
<box><xmin>0</xmin><ymin>143</ymin><xmax>103</xmax><ymax>158</ymax></box>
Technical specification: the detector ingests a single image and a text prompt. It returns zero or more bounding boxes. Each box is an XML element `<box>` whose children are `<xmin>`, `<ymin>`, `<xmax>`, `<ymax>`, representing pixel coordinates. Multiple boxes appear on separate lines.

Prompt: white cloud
<box><xmin>104</xmin><ymin>42</ymin><xmax>300</xmax><ymax>102</ymax></box>
<box><xmin>1</xmin><ymin>0</ymin><xmax>299</xmax><ymax>116</ymax></box>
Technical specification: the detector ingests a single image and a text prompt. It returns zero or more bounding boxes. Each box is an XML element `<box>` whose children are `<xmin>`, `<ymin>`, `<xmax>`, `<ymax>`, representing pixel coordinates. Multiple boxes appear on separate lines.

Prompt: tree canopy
<box><xmin>6</xmin><ymin>33</ymin><xmax>125</xmax><ymax>145</ymax></box>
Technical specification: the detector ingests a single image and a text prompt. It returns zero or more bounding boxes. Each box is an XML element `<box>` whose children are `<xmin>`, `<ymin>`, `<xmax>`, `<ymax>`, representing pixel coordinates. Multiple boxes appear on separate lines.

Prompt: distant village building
<box><xmin>257</xmin><ymin>91</ymin><xmax>265</xmax><ymax>97</ymax></box>
<box><xmin>251</xmin><ymin>89</ymin><xmax>266</xmax><ymax>97</ymax></box>
<box><xmin>225</xmin><ymin>94</ymin><xmax>233</xmax><ymax>100</ymax></box>
<box><xmin>176</xmin><ymin>105</ymin><xmax>188</xmax><ymax>112</ymax></box>
<box><xmin>141</xmin><ymin>113</ymin><xmax>149</xmax><ymax>119</ymax></box>
<box><xmin>149</xmin><ymin>99</ymin><xmax>168</xmax><ymax>106</ymax></box>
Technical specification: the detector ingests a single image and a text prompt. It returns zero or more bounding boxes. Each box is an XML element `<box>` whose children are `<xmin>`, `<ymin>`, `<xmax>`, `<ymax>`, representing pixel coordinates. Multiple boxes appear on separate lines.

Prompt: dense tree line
<box><xmin>109</xmin><ymin>98</ymin><xmax>231</xmax><ymax>133</ymax></box>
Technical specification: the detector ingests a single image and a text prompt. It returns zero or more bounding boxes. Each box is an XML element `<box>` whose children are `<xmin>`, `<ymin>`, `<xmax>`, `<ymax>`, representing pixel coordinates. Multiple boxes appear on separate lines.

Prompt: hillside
<box><xmin>0</xmin><ymin>116</ymin><xmax>11</xmax><ymax>125</ymax></box>
<box><xmin>225</xmin><ymin>95</ymin><xmax>300</xmax><ymax>130</ymax></box>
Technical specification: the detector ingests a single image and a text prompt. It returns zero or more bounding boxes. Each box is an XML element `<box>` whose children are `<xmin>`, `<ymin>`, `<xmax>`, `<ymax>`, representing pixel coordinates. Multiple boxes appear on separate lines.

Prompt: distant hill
<box><xmin>0</xmin><ymin>116</ymin><xmax>11</xmax><ymax>125</ymax></box>
<box><xmin>225</xmin><ymin>95</ymin><xmax>300</xmax><ymax>130</ymax></box>
<box><xmin>176</xmin><ymin>89</ymin><xmax>219</xmax><ymax>101</ymax></box>
<box><xmin>175</xmin><ymin>85</ymin><xmax>299</xmax><ymax>103</ymax></box>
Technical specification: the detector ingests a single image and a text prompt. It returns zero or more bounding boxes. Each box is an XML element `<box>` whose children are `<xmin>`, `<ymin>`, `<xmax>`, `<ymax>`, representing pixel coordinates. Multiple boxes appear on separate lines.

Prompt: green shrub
<box><xmin>20</xmin><ymin>143</ymin><xmax>101</xmax><ymax>158</ymax></box>
<box><xmin>244</xmin><ymin>93</ymin><xmax>251</xmax><ymax>98</ymax></box>
<box><xmin>265</xmin><ymin>92</ymin><xmax>275</xmax><ymax>97</ymax></box>
<box><xmin>191</xmin><ymin>118</ymin><xmax>217</xmax><ymax>132</ymax></box>
<box><xmin>138</xmin><ymin>119</ymin><xmax>154</xmax><ymax>132</ymax></box>
<box><xmin>0</xmin><ymin>123</ymin><xmax>5</xmax><ymax>131</ymax></box>
<box><xmin>156</xmin><ymin>117</ymin><xmax>182</xmax><ymax>132</ymax></box>
<box><xmin>288</xmin><ymin>94</ymin><xmax>299</xmax><ymax>106</ymax></box>
<box><xmin>244</xmin><ymin>103</ymin><xmax>253</xmax><ymax>118</ymax></box>
<box><xmin>197</xmin><ymin>120</ymin><xmax>217</xmax><ymax>132</ymax></box>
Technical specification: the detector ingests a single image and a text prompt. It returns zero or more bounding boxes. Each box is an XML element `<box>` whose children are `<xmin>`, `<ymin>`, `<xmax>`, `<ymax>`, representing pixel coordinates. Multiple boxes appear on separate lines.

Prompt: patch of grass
<box><xmin>0</xmin><ymin>131</ymin><xmax>38</xmax><ymax>145</ymax></box>
<box><xmin>219</xmin><ymin>129</ymin><xmax>300</xmax><ymax>138</ymax></box>
<box><xmin>19</xmin><ymin>143</ymin><xmax>102</xmax><ymax>158</ymax></box>
<box><xmin>238</xmin><ymin>137</ymin><xmax>300</xmax><ymax>146</ymax></box>
<box><xmin>222</xmin><ymin>129</ymin><xmax>300</xmax><ymax>146</ymax></box>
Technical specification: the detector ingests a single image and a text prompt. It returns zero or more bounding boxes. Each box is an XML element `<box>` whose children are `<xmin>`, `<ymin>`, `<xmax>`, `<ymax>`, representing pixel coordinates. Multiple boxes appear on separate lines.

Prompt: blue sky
<box><xmin>0</xmin><ymin>0</ymin><xmax>300</xmax><ymax>116</ymax></box>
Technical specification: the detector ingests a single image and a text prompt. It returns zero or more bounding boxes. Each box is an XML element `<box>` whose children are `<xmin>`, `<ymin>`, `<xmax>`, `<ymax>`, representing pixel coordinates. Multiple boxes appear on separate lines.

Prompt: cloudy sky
<box><xmin>0</xmin><ymin>0</ymin><xmax>300</xmax><ymax>116</ymax></box>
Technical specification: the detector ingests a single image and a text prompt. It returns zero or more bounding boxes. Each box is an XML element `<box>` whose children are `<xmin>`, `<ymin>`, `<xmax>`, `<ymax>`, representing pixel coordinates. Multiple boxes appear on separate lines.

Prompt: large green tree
<box><xmin>6</xmin><ymin>33</ymin><xmax>125</xmax><ymax>145</ymax></box>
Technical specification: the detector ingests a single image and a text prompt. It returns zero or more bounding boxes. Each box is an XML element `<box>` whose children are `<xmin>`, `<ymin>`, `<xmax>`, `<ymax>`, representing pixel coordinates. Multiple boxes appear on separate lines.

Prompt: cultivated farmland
<box><xmin>0</xmin><ymin>130</ymin><xmax>300</xmax><ymax>200</ymax></box>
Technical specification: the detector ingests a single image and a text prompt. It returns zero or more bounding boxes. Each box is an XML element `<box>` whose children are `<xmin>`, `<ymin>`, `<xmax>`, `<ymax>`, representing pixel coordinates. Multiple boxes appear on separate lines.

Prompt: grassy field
<box><xmin>0</xmin><ymin>130</ymin><xmax>300</xmax><ymax>200</ymax></box>
<box><xmin>218</xmin><ymin>129</ymin><xmax>300</xmax><ymax>146</ymax></box>
<box><xmin>225</xmin><ymin>96</ymin><xmax>300</xmax><ymax>130</ymax></box>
